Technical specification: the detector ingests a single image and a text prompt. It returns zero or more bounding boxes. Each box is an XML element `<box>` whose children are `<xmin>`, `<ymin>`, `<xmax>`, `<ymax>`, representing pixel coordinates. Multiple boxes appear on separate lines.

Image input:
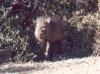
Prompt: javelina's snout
<box><xmin>34</xmin><ymin>16</ymin><xmax>64</xmax><ymax>61</ymax></box>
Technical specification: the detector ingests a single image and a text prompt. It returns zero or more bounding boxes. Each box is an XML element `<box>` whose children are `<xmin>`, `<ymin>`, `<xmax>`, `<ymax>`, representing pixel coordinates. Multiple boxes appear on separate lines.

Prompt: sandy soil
<box><xmin>0</xmin><ymin>56</ymin><xmax>100</xmax><ymax>74</ymax></box>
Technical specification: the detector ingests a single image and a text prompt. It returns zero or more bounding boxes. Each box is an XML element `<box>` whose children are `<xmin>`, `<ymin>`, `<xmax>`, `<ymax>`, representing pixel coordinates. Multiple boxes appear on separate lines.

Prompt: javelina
<box><xmin>34</xmin><ymin>16</ymin><xmax>64</xmax><ymax>60</ymax></box>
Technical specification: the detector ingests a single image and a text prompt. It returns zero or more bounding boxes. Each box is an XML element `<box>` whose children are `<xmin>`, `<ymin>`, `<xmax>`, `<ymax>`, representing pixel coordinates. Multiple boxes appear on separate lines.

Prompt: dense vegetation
<box><xmin>0</xmin><ymin>0</ymin><xmax>100</xmax><ymax>63</ymax></box>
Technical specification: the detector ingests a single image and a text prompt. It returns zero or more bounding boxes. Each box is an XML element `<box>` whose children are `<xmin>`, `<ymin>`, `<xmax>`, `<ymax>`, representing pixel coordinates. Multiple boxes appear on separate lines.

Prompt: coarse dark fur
<box><xmin>34</xmin><ymin>16</ymin><xmax>64</xmax><ymax>60</ymax></box>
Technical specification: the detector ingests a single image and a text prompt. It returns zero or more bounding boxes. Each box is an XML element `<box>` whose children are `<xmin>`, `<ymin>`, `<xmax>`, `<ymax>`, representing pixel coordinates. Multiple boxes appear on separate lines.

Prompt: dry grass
<box><xmin>0</xmin><ymin>56</ymin><xmax>100</xmax><ymax>74</ymax></box>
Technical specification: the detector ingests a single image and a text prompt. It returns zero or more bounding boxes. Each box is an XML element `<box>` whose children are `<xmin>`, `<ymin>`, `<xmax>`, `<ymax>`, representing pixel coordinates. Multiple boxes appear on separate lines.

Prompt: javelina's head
<box><xmin>34</xmin><ymin>17</ymin><xmax>51</xmax><ymax>42</ymax></box>
<box><xmin>36</xmin><ymin>16</ymin><xmax>51</xmax><ymax>30</ymax></box>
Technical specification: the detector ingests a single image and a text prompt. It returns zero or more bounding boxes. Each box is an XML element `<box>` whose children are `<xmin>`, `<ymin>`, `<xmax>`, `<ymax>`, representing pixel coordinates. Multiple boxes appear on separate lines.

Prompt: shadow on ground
<box><xmin>0</xmin><ymin>65</ymin><xmax>45</xmax><ymax>73</ymax></box>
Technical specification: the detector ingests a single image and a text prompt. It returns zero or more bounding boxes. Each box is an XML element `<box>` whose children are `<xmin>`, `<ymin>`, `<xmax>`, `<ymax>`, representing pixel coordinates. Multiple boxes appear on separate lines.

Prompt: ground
<box><xmin>0</xmin><ymin>56</ymin><xmax>100</xmax><ymax>74</ymax></box>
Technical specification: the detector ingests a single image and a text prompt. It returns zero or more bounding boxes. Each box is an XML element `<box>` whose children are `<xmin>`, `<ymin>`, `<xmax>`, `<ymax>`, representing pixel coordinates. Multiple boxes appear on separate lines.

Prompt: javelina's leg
<box><xmin>45</xmin><ymin>42</ymin><xmax>54</xmax><ymax>61</ymax></box>
<box><xmin>57</xmin><ymin>40</ymin><xmax>63</xmax><ymax>54</ymax></box>
<box><xmin>56</xmin><ymin>40</ymin><xmax>64</xmax><ymax>59</ymax></box>
<box><xmin>37</xmin><ymin>41</ymin><xmax>46</xmax><ymax>60</ymax></box>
